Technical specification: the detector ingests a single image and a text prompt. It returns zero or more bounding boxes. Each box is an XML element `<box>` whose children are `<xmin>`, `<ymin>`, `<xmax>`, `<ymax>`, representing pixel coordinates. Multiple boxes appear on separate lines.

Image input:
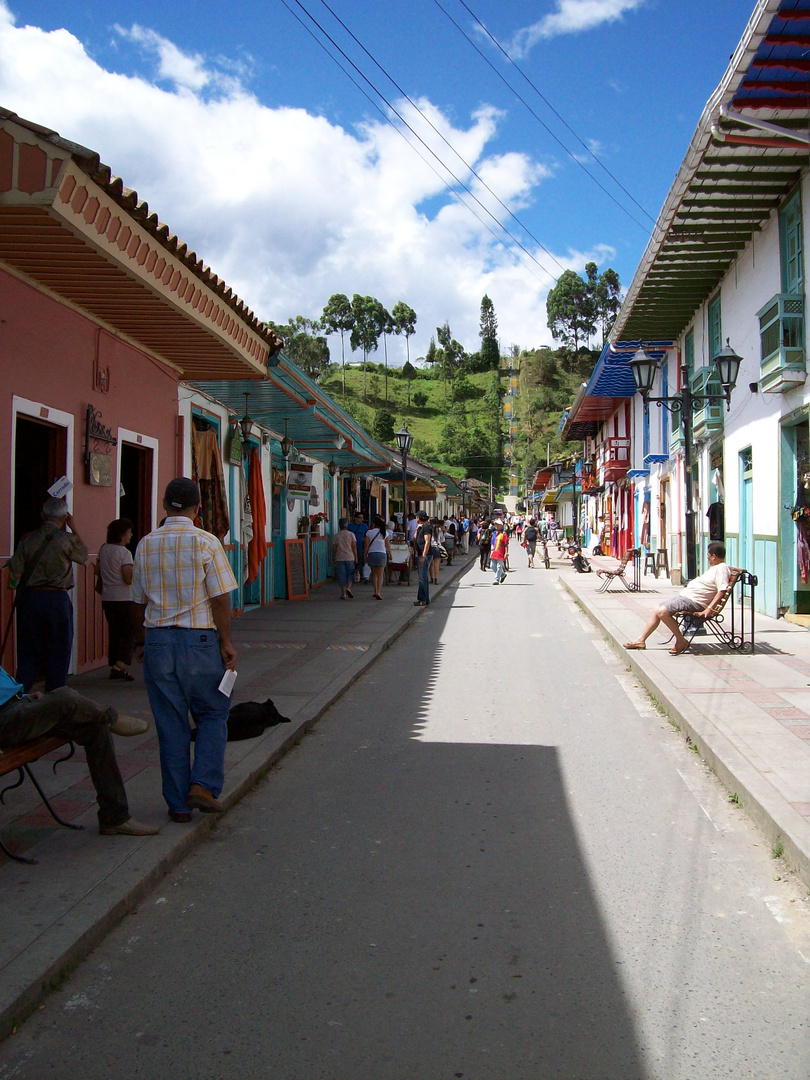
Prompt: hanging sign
<box><xmin>287</xmin><ymin>461</ymin><xmax>313</xmax><ymax>499</ymax></box>
<box><xmin>309</xmin><ymin>485</ymin><xmax>320</xmax><ymax>508</ymax></box>
<box><xmin>47</xmin><ymin>476</ymin><xmax>73</xmax><ymax>499</ymax></box>
<box><xmin>229</xmin><ymin>426</ymin><xmax>243</xmax><ymax>465</ymax></box>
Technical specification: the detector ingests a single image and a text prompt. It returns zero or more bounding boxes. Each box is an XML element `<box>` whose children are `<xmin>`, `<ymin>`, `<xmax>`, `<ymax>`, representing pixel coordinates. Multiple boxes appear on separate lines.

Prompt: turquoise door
<box><xmin>740</xmin><ymin>447</ymin><xmax>753</xmax><ymax>572</ymax></box>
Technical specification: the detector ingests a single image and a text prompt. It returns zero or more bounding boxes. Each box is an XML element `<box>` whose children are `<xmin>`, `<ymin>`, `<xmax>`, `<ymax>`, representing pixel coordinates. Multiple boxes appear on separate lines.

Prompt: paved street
<box><xmin>1</xmin><ymin>559</ymin><xmax>808</xmax><ymax>1079</ymax></box>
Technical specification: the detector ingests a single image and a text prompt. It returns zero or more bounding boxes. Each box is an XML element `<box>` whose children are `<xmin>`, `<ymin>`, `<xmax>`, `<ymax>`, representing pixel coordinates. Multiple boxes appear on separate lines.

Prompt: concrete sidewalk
<box><xmin>560</xmin><ymin>563</ymin><xmax>810</xmax><ymax>891</ymax></box>
<box><xmin>0</xmin><ymin>551</ymin><xmax>475</xmax><ymax>1039</ymax></box>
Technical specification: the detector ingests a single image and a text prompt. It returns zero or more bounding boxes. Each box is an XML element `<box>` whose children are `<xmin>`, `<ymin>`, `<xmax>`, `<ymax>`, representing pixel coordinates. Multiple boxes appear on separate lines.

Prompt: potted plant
<box><xmin>297</xmin><ymin>515</ymin><xmax>310</xmax><ymax>536</ymax></box>
<box><xmin>309</xmin><ymin>512</ymin><xmax>327</xmax><ymax>535</ymax></box>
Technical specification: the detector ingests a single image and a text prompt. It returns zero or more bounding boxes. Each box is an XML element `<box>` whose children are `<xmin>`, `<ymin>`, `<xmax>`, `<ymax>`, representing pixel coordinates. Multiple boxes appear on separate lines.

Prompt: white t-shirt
<box><xmin>365</xmin><ymin>527</ymin><xmax>392</xmax><ymax>554</ymax></box>
<box><xmin>97</xmin><ymin>542</ymin><xmax>134</xmax><ymax>602</ymax></box>
<box><xmin>681</xmin><ymin>562</ymin><xmax>731</xmax><ymax>608</ymax></box>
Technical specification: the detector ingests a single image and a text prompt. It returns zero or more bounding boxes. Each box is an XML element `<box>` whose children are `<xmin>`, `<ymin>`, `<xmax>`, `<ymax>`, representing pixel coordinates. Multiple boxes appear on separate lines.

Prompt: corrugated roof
<box><xmin>613</xmin><ymin>0</ymin><xmax>810</xmax><ymax>344</ymax></box>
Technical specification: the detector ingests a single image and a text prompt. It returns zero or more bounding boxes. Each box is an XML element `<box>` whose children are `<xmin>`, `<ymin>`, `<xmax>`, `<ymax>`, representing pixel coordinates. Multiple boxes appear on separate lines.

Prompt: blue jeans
<box><xmin>15</xmin><ymin>589</ymin><xmax>73</xmax><ymax>692</ymax></box>
<box><xmin>143</xmin><ymin>627</ymin><xmax>230</xmax><ymax>813</ymax></box>
<box><xmin>417</xmin><ymin>555</ymin><xmax>431</xmax><ymax>604</ymax></box>
<box><xmin>493</xmin><ymin>559</ymin><xmax>506</xmax><ymax>583</ymax></box>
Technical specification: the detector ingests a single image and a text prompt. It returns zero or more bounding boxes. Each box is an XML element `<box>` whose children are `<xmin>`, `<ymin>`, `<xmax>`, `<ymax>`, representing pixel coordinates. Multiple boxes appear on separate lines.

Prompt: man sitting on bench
<box><xmin>0</xmin><ymin>665</ymin><xmax>158</xmax><ymax>836</ymax></box>
<box><xmin>624</xmin><ymin>542</ymin><xmax>731</xmax><ymax>656</ymax></box>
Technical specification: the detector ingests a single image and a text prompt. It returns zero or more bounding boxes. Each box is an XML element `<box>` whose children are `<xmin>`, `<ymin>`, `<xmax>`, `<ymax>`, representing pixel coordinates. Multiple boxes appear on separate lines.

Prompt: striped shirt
<box><xmin>132</xmin><ymin>517</ymin><xmax>237</xmax><ymax>629</ymax></box>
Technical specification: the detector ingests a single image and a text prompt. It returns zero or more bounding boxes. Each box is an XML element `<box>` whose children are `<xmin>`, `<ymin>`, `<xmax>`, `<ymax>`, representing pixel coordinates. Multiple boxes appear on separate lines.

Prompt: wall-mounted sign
<box><xmin>87</xmin><ymin>453</ymin><xmax>113</xmax><ymax>487</ymax></box>
<box><xmin>287</xmin><ymin>460</ymin><xmax>313</xmax><ymax>498</ymax></box>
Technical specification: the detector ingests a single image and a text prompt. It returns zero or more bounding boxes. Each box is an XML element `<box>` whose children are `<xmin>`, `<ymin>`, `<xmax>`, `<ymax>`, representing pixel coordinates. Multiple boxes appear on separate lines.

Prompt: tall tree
<box><xmin>546</xmin><ymin>269</ymin><xmax>596</xmax><ymax>362</ymax></box>
<box><xmin>321</xmin><ymin>293</ymin><xmax>354</xmax><ymax>395</ymax></box>
<box><xmin>593</xmin><ymin>267</ymin><xmax>622</xmax><ymax>345</ymax></box>
<box><xmin>379</xmin><ymin>305</ymin><xmax>394</xmax><ymax>404</ymax></box>
<box><xmin>350</xmin><ymin>294</ymin><xmax>383</xmax><ymax>401</ymax></box>
<box><xmin>436</xmin><ymin>323</ymin><xmax>465</xmax><ymax>405</ymax></box>
<box><xmin>268</xmin><ymin>315</ymin><xmax>330</xmax><ymax>382</ymax></box>
<box><xmin>391</xmin><ymin>300</ymin><xmax>417</xmax><ymax>366</ymax></box>
<box><xmin>479</xmin><ymin>294</ymin><xmax>500</xmax><ymax>370</ymax></box>
<box><xmin>401</xmin><ymin>359</ymin><xmax>416</xmax><ymax>407</ymax></box>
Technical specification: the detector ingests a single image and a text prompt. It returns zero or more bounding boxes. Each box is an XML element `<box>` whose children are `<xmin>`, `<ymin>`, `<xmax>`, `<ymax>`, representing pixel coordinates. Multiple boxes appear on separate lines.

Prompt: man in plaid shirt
<box><xmin>133</xmin><ymin>478</ymin><xmax>237</xmax><ymax>823</ymax></box>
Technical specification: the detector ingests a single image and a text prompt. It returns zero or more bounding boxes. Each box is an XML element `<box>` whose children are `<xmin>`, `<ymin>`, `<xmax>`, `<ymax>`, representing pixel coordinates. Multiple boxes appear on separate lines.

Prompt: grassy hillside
<box><xmin>320</xmin><ymin>363</ymin><xmax>501</xmax><ymax>475</ymax></box>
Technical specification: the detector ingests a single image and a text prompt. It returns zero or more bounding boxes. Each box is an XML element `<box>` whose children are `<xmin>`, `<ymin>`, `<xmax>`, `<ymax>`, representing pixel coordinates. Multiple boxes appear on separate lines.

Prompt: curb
<box><xmin>559</xmin><ymin>576</ymin><xmax>810</xmax><ymax>890</ymax></box>
<box><xmin>0</xmin><ymin>552</ymin><xmax>477</xmax><ymax>1040</ymax></box>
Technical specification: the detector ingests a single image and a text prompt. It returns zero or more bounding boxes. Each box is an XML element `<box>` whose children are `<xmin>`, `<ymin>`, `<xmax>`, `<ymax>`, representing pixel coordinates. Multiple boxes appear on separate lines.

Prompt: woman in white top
<box><xmin>363</xmin><ymin>515</ymin><xmax>393</xmax><ymax>600</ymax></box>
<box><xmin>96</xmin><ymin>517</ymin><xmax>137</xmax><ymax>681</ymax></box>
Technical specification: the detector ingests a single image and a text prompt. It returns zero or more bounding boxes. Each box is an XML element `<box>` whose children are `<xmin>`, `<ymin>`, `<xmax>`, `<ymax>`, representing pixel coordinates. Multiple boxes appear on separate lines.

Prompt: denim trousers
<box><xmin>417</xmin><ymin>555</ymin><xmax>431</xmax><ymax>604</ymax></box>
<box><xmin>493</xmin><ymin>559</ymin><xmax>507</xmax><ymax>583</ymax></box>
<box><xmin>0</xmin><ymin>687</ymin><xmax>129</xmax><ymax>828</ymax></box>
<box><xmin>143</xmin><ymin>627</ymin><xmax>230</xmax><ymax>813</ymax></box>
<box><xmin>15</xmin><ymin>589</ymin><xmax>73</xmax><ymax>692</ymax></box>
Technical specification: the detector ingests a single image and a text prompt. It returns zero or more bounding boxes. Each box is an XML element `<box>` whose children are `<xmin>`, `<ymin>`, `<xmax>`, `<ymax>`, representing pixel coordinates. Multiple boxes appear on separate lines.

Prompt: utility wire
<box><xmin>435</xmin><ymin>0</ymin><xmax>655</xmax><ymax>233</ymax></box>
<box><xmin>279</xmin><ymin>0</ymin><xmax>560</xmax><ymax>285</ymax></box>
<box><xmin>313</xmin><ymin>0</ymin><xmax>568</xmax><ymax>276</ymax></box>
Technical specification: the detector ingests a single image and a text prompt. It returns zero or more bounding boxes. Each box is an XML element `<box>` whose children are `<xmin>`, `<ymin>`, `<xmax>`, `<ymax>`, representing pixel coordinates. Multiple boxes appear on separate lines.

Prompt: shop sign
<box><xmin>287</xmin><ymin>460</ymin><xmax>313</xmax><ymax>499</ymax></box>
<box><xmin>229</xmin><ymin>426</ymin><xmax>243</xmax><ymax>465</ymax></box>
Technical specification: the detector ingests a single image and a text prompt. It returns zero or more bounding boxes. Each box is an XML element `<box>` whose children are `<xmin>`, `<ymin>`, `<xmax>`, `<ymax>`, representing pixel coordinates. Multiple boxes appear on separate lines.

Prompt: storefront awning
<box><xmin>194</xmin><ymin>355</ymin><xmax>390</xmax><ymax>470</ymax></box>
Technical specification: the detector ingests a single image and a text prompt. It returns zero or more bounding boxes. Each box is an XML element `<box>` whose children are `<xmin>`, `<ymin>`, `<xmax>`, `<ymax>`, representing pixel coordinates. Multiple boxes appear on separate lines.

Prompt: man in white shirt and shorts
<box><xmin>624</xmin><ymin>542</ymin><xmax>731</xmax><ymax>656</ymax></box>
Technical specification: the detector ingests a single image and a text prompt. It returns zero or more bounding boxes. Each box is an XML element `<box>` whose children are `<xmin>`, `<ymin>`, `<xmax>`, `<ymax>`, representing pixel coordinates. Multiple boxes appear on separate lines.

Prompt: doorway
<box><xmin>13</xmin><ymin>415</ymin><xmax>67</xmax><ymax>548</ymax></box>
<box><xmin>739</xmin><ymin>447</ymin><xmax>754</xmax><ymax>574</ymax></box>
<box><xmin>119</xmin><ymin>443</ymin><xmax>154</xmax><ymax>550</ymax></box>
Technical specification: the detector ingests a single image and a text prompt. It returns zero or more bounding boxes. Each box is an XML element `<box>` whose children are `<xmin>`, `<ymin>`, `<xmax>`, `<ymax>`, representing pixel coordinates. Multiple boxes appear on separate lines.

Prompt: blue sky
<box><xmin>0</xmin><ymin>0</ymin><xmax>754</xmax><ymax>363</ymax></box>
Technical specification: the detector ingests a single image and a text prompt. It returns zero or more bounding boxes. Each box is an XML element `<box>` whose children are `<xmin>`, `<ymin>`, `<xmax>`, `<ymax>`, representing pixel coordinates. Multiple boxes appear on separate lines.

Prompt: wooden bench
<box><xmin>671</xmin><ymin>567</ymin><xmax>758</xmax><ymax>653</ymax></box>
<box><xmin>0</xmin><ymin>736</ymin><xmax>81</xmax><ymax>864</ymax></box>
<box><xmin>595</xmin><ymin>548</ymin><xmax>641</xmax><ymax>593</ymax></box>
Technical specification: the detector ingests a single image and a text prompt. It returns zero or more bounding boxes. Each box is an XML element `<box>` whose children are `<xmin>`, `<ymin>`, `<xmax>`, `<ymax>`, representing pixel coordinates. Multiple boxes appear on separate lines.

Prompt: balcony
<box><xmin>757</xmin><ymin>293</ymin><xmax>806</xmax><ymax>393</ymax></box>
<box><xmin>691</xmin><ymin>365</ymin><xmax>724</xmax><ymax>440</ymax></box>
<box><xmin>599</xmin><ymin>437</ymin><xmax>631</xmax><ymax>483</ymax></box>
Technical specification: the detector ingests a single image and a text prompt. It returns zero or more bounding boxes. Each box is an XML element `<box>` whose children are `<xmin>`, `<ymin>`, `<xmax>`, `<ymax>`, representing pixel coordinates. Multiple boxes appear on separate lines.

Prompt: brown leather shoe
<box><xmin>186</xmin><ymin>785</ymin><xmax>225</xmax><ymax>813</ymax></box>
<box><xmin>100</xmin><ymin>817</ymin><xmax>160</xmax><ymax>836</ymax></box>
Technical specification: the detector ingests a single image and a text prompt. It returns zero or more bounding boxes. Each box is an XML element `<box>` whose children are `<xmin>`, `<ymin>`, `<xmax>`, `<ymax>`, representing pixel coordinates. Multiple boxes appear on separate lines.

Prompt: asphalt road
<box><xmin>1</xmin><ymin>561</ymin><xmax>809</xmax><ymax>1080</ymax></box>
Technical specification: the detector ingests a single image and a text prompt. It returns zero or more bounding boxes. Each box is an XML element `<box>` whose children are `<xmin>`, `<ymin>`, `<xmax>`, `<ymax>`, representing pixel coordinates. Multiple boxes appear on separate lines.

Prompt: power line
<box><xmin>435</xmin><ymin>0</ymin><xmax>655</xmax><ymax>233</ymax></box>
<box><xmin>279</xmin><ymin>0</ymin><xmax>561</xmax><ymax>285</ymax></box>
<box><xmin>313</xmin><ymin>0</ymin><xmax>569</xmax><ymax>276</ymax></box>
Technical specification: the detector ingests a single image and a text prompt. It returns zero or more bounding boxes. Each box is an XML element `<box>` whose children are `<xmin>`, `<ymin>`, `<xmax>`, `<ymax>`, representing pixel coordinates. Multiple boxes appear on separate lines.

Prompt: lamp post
<box><xmin>395</xmin><ymin>425</ymin><xmax>413</xmax><ymax>533</ymax></box>
<box><xmin>460</xmin><ymin>477</ymin><xmax>469</xmax><ymax>548</ymax></box>
<box><xmin>629</xmin><ymin>340</ymin><xmax>742</xmax><ymax>582</ymax></box>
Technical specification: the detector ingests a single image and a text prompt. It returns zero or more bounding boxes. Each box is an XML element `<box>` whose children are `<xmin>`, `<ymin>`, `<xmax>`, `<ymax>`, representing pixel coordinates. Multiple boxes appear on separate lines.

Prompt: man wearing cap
<box><xmin>7</xmin><ymin>497</ymin><xmax>88</xmax><ymax>692</ymax></box>
<box><xmin>413</xmin><ymin>510</ymin><xmax>434</xmax><ymax>607</ymax></box>
<box><xmin>132</xmin><ymin>478</ymin><xmax>238</xmax><ymax>823</ymax></box>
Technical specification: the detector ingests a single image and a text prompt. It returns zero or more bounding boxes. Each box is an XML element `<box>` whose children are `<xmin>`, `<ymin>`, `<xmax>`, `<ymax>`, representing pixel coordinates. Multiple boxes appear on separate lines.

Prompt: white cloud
<box><xmin>509</xmin><ymin>0</ymin><xmax>646</xmax><ymax>57</ymax></box>
<box><xmin>0</xmin><ymin>3</ymin><xmax>602</xmax><ymax>362</ymax></box>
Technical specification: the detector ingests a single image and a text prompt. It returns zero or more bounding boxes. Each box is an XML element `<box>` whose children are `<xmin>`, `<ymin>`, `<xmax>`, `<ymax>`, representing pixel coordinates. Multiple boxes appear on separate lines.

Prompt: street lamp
<box><xmin>629</xmin><ymin>340</ymin><xmax>742</xmax><ymax>582</ymax></box>
<box><xmin>395</xmin><ymin>425</ymin><xmax>413</xmax><ymax>532</ymax></box>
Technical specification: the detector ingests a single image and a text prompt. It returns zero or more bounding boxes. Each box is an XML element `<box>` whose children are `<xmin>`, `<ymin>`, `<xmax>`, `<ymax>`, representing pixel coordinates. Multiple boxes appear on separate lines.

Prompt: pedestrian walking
<box><xmin>6</xmin><ymin>496</ymin><xmax>88</xmax><ymax>692</ymax></box>
<box><xmin>491</xmin><ymin>521</ymin><xmax>508</xmax><ymax>584</ymax></box>
<box><xmin>430</xmin><ymin>519</ymin><xmax>443</xmax><ymax>584</ymax></box>
<box><xmin>413</xmin><ymin>510</ymin><xmax>433</xmax><ymax>606</ymax></box>
<box><xmin>523</xmin><ymin>518</ymin><xmax>539</xmax><ymax>568</ymax></box>
<box><xmin>348</xmin><ymin>511</ymin><xmax>369</xmax><ymax>584</ymax></box>
<box><xmin>132</xmin><ymin>477</ymin><xmax>238</xmax><ymax>823</ymax></box>
<box><xmin>478</xmin><ymin>519</ymin><xmax>493</xmax><ymax>571</ymax></box>
<box><xmin>443</xmin><ymin>517</ymin><xmax>456</xmax><ymax>566</ymax></box>
<box><xmin>96</xmin><ymin>517</ymin><xmax>138</xmax><ymax>681</ymax></box>
<box><xmin>333</xmin><ymin>518</ymin><xmax>357</xmax><ymax>600</ymax></box>
<box><xmin>364</xmin><ymin>515</ymin><xmax>393</xmax><ymax>600</ymax></box>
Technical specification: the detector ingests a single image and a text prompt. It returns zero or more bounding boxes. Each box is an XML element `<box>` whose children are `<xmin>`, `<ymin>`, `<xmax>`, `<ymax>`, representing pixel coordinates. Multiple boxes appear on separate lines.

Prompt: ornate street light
<box><xmin>239</xmin><ymin>393</ymin><xmax>253</xmax><ymax>443</ymax></box>
<box><xmin>280</xmin><ymin>417</ymin><xmax>293</xmax><ymax>459</ymax></box>
<box><xmin>395</xmin><ymin>425</ymin><xmax>413</xmax><ymax>531</ymax></box>
<box><xmin>327</xmin><ymin>457</ymin><xmax>338</xmax><ymax>478</ymax></box>
<box><xmin>629</xmin><ymin>341</ymin><xmax>743</xmax><ymax>581</ymax></box>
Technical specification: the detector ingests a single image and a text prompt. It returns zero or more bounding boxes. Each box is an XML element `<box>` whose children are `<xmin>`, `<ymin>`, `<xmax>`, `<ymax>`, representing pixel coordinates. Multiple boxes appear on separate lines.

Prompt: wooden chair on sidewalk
<box><xmin>595</xmin><ymin>548</ymin><xmax>640</xmax><ymax>593</ymax></box>
<box><xmin>670</xmin><ymin>567</ymin><xmax>758</xmax><ymax>653</ymax></box>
